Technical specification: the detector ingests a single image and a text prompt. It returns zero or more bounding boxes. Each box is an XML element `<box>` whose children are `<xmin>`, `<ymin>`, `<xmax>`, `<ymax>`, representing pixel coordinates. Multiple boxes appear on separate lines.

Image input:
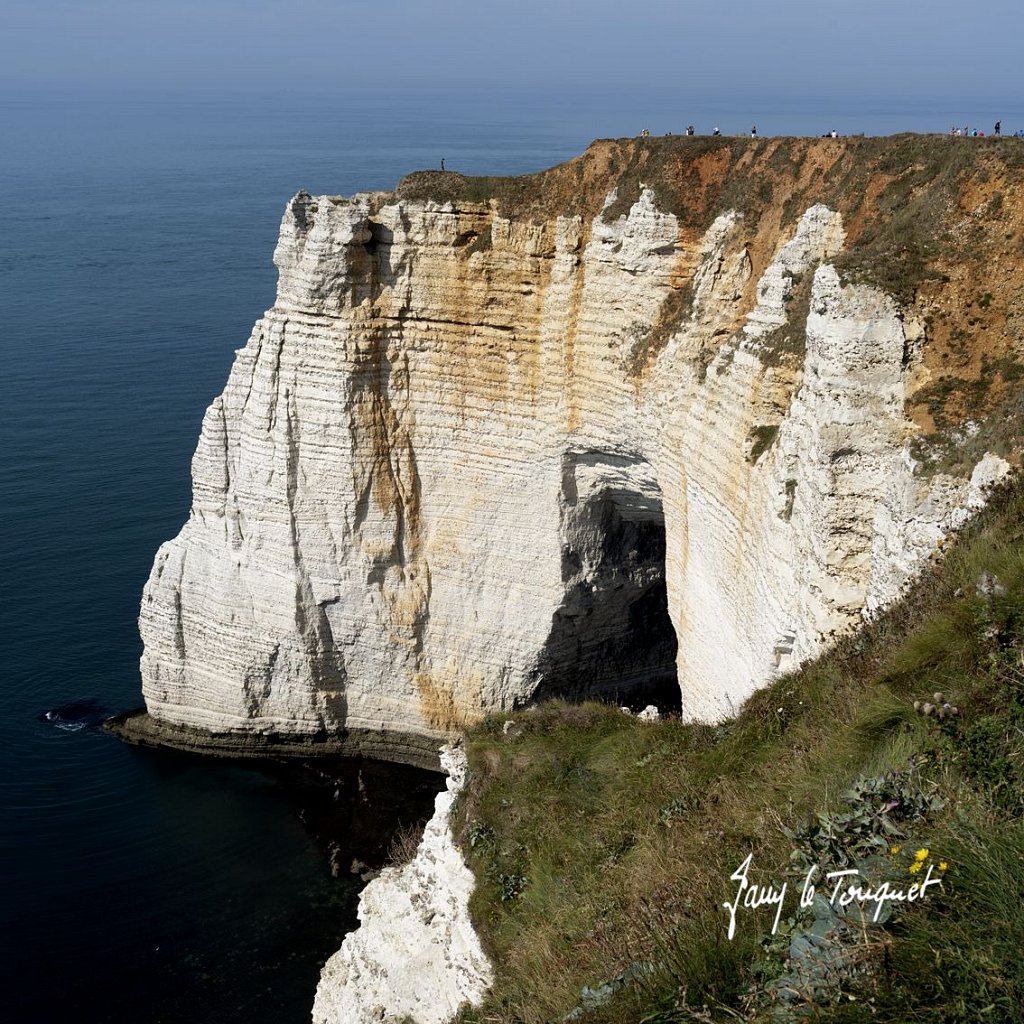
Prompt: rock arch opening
<box><xmin>531</xmin><ymin>452</ymin><xmax>680</xmax><ymax>711</ymax></box>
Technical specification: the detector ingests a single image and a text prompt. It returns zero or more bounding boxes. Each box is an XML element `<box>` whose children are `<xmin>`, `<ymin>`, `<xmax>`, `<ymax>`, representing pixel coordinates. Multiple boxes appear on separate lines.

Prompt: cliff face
<box><xmin>138</xmin><ymin>137</ymin><xmax>1023</xmax><ymax>749</ymax></box>
<box><xmin>312</xmin><ymin>745</ymin><xmax>491</xmax><ymax>1024</ymax></box>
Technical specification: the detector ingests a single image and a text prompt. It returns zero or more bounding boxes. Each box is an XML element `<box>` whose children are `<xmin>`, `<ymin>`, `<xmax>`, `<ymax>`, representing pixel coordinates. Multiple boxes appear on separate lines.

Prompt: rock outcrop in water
<box><xmin>138</xmin><ymin>136</ymin><xmax>1022</xmax><ymax>754</ymax></box>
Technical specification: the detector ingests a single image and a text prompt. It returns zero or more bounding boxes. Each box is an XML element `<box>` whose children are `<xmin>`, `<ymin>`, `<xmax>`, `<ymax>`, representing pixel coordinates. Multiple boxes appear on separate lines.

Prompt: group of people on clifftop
<box><xmin>645</xmin><ymin>126</ymin><xmax>839</xmax><ymax>139</ymax></box>
<box><xmin>639</xmin><ymin>122</ymin><xmax>1021</xmax><ymax>139</ymax></box>
<box><xmin>950</xmin><ymin>121</ymin><xmax>1023</xmax><ymax>137</ymax></box>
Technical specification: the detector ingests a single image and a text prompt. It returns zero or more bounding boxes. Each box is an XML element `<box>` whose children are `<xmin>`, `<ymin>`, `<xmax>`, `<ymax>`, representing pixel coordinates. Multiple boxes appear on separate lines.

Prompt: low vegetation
<box><xmin>623</xmin><ymin>281</ymin><xmax>696</xmax><ymax>378</ymax></box>
<box><xmin>906</xmin><ymin>351</ymin><xmax>1024</xmax><ymax>468</ymax></box>
<box><xmin>757</xmin><ymin>271</ymin><xmax>813</xmax><ymax>371</ymax></box>
<box><xmin>455</xmin><ymin>474</ymin><xmax>1024</xmax><ymax>1023</ymax></box>
<box><xmin>746</xmin><ymin>425</ymin><xmax>780</xmax><ymax>464</ymax></box>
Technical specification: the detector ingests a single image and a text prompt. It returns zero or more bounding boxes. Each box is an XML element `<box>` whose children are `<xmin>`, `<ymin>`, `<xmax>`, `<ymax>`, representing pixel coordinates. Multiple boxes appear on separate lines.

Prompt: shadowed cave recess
<box><xmin>530</xmin><ymin>452</ymin><xmax>681</xmax><ymax>712</ymax></box>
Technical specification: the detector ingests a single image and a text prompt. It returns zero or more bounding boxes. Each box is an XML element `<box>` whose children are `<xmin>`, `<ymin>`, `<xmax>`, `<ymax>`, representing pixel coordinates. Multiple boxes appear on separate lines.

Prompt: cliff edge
<box><xmin>137</xmin><ymin>135</ymin><xmax>1024</xmax><ymax>754</ymax></box>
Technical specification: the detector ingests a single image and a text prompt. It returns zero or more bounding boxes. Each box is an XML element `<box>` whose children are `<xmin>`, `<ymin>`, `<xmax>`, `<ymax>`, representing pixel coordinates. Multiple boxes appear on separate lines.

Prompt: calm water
<box><xmin>2</xmin><ymin>90</ymin><xmax>1022</xmax><ymax>1023</ymax></box>
<box><xmin>0</xmin><ymin>93</ymin><xmax>590</xmax><ymax>1024</ymax></box>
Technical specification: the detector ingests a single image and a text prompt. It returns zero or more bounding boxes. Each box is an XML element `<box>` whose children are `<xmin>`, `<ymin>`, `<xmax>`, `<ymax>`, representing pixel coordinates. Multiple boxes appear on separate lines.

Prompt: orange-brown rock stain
<box><xmin>414</xmin><ymin>669</ymin><xmax>484</xmax><ymax>733</ymax></box>
<box><xmin>391</xmin><ymin>134</ymin><xmax>1024</xmax><ymax>463</ymax></box>
<box><xmin>560</xmin><ymin>227</ymin><xmax>591</xmax><ymax>435</ymax></box>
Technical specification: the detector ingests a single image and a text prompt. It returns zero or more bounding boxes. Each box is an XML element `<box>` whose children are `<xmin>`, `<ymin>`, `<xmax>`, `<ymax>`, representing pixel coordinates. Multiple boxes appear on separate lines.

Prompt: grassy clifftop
<box><xmin>454</xmin><ymin>474</ymin><xmax>1024</xmax><ymax>1023</ymax></box>
<box><xmin>396</xmin><ymin>135</ymin><xmax>1024</xmax><ymax>474</ymax></box>
<box><xmin>396</xmin><ymin>134</ymin><xmax>1024</xmax><ymax>300</ymax></box>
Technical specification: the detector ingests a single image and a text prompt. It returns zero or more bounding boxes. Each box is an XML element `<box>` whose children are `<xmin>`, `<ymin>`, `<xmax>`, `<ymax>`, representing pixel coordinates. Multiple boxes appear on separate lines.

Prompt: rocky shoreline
<box><xmin>313</xmin><ymin>745</ymin><xmax>492</xmax><ymax>1024</ymax></box>
<box><xmin>105</xmin><ymin>708</ymin><xmax>444</xmax><ymax>772</ymax></box>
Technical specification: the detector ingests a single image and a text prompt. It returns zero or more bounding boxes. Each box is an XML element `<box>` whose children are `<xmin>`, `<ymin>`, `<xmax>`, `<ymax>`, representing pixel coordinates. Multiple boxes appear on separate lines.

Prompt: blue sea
<box><xmin>0</xmin><ymin>91</ymin><xmax>594</xmax><ymax>1024</ymax></box>
<box><xmin>1</xmin><ymin>90</ymin><xmax>1021</xmax><ymax>1023</ymax></box>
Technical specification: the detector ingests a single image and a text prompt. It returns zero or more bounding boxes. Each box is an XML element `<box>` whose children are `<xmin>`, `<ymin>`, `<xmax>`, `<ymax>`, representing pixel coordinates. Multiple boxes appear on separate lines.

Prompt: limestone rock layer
<box><xmin>312</xmin><ymin>746</ymin><xmax>491</xmax><ymax>1024</ymax></box>
<box><xmin>139</xmin><ymin>139</ymin><xmax>1019</xmax><ymax>743</ymax></box>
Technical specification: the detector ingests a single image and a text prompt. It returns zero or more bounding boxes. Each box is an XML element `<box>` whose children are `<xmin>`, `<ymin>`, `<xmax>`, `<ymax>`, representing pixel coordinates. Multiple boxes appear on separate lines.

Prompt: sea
<box><xmin>1</xmin><ymin>89</ymin><xmax>1021</xmax><ymax>1024</ymax></box>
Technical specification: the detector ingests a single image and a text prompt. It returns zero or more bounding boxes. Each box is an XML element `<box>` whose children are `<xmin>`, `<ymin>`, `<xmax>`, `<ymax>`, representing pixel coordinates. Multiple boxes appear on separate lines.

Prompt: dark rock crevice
<box><xmin>531</xmin><ymin>452</ymin><xmax>680</xmax><ymax>711</ymax></box>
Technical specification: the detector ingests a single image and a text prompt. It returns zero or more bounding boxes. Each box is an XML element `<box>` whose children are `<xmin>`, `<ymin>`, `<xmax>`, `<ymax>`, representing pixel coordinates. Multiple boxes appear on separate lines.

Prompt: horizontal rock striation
<box><xmin>139</xmin><ymin>137</ymin><xmax>1020</xmax><ymax>747</ymax></box>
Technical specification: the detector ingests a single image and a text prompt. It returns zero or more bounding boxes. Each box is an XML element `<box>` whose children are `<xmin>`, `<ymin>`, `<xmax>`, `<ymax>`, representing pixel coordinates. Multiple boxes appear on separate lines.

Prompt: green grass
<box><xmin>455</xmin><ymin>475</ymin><xmax>1024</xmax><ymax>1023</ymax></box>
<box><xmin>746</xmin><ymin>425</ymin><xmax>780</xmax><ymax>464</ymax></box>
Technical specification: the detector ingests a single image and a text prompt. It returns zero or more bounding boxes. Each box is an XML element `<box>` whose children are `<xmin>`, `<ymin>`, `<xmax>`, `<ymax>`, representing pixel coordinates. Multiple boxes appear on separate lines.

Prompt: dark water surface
<box><xmin>0</xmin><ymin>93</ymin><xmax>589</xmax><ymax>1024</ymax></box>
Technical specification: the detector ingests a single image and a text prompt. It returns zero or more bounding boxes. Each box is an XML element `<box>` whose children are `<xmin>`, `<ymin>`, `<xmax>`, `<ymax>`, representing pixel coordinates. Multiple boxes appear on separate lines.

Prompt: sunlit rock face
<box><xmin>311</xmin><ymin>745</ymin><xmax>491</xmax><ymax>1024</ymax></box>
<box><xmin>138</xmin><ymin>175</ymin><xmax>1006</xmax><ymax>743</ymax></box>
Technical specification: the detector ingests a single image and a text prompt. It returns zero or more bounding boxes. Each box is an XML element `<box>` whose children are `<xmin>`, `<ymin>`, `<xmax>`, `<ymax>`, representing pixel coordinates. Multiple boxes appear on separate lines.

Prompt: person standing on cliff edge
<box><xmin>441</xmin><ymin>157</ymin><xmax>445</xmax><ymax>171</ymax></box>
<box><xmin>994</xmin><ymin>121</ymin><xmax>1001</xmax><ymax>136</ymax></box>
<box><xmin>751</xmin><ymin>125</ymin><xmax>757</xmax><ymax>138</ymax></box>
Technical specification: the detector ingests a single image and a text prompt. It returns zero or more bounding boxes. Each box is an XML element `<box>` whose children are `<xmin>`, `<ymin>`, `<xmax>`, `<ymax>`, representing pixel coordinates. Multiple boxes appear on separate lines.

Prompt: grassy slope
<box><xmin>455</xmin><ymin>476</ymin><xmax>1024</xmax><ymax>1023</ymax></box>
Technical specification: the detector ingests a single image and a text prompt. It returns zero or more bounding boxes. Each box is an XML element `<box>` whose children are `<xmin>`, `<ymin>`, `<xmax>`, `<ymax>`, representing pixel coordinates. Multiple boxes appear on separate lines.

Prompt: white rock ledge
<box><xmin>312</xmin><ymin>745</ymin><xmax>492</xmax><ymax>1024</ymax></box>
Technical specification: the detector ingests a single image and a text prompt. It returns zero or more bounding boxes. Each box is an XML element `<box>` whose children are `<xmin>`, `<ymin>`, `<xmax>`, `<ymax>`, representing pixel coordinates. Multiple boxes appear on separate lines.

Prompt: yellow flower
<box><xmin>938</xmin><ymin>861</ymin><xmax>948</xmax><ymax>871</ymax></box>
<box><xmin>890</xmin><ymin>845</ymin><xmax>902</xmax><ymax>855</ymax></box>
<box><xmin>914</xmin><ymin>848</ymin><xmax>929</xmax><ymax>862</ymax></box>
<box><xmin>908</xmin><ymin>862</ymin><xmax>923</xmax><ymax>874</ymax></box>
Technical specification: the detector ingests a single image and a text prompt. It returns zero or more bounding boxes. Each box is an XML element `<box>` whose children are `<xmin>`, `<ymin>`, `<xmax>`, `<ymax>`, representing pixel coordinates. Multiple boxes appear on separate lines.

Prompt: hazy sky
<box><xmin>3</xmin><ymin>0</ymin><xmax>1022</xmax><ymax>104</ymax></box>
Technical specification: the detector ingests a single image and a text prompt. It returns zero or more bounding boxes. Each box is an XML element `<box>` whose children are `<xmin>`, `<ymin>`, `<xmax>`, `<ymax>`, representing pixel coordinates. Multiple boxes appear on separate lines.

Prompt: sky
<box><xmin>2</xmin><ymin>0</ymin><xmax>1022</xmax><ymax>106</ymax></box>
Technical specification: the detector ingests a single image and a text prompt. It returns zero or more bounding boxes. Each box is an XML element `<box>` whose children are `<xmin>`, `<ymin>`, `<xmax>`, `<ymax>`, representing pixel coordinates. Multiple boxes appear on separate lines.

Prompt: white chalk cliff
<box><xmin>312</xmin><ymin>745</ymin><xmax>491</xmax><ymax>1024</ymax></box>
<box><xmin>139</xmin><ymin>172</ymin><xmax>1009</xmax><ymax>745</ymax></box>
<box><xmin>133</xmin><ymin>139</ymin><xmax>1024</xmax><ymax>1024</ymax></box>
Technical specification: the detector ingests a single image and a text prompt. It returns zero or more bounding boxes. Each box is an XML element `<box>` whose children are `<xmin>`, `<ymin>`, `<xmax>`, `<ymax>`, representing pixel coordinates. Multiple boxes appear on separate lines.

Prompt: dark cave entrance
<box><xmin>530</xmin><ymin>453</ymin><xmax>680</xmax><ymax>712</ymax></box>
